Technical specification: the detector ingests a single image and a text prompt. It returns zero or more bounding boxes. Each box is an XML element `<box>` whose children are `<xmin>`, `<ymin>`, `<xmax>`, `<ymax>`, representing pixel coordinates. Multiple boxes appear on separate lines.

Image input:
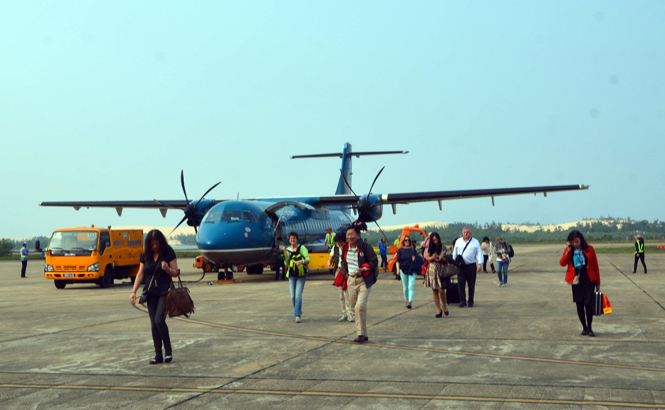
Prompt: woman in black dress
<box><xmin>130</xmin><ymin>230</ymin><xmax>179</xmax><ymax>363</ymax></box>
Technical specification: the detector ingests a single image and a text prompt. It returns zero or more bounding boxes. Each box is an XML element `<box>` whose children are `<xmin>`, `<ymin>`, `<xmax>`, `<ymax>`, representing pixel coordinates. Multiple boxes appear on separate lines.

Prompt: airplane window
<box><xmin>205</xmin><ymin>211</ymin><xmax>222</xmax><ymax>223</ymax></box>
<box><xmin>222</xmin><ymin>210</ymin><xmax>242</xmax><ymax>222</ymax></box>
<box><xmin>243</xmin><ymin>210</ymin><xmax>259</xmax><ymax>223</ymax></box>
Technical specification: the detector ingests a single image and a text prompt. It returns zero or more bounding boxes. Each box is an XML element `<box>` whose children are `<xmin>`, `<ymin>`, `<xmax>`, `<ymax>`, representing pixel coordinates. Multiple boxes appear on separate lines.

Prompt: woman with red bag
<box><xmin>560</xmin><ymin>230</ymin><xmax>600</xmax><ymax>337</ymax></box>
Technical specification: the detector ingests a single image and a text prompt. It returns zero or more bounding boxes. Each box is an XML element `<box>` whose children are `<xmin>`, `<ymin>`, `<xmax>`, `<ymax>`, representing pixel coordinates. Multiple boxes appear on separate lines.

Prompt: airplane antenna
<box><xmin>237</xmin><ymin>192</ymin><xmax>239</xmax><ymax>200</ymax></box>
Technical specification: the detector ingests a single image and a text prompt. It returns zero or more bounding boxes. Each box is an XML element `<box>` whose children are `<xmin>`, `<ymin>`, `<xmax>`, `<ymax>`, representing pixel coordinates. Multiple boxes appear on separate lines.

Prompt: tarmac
<box><xmin>1</xmin><ymin>244</ymin><xmax>664</xmax><ymax>409</ymax></box>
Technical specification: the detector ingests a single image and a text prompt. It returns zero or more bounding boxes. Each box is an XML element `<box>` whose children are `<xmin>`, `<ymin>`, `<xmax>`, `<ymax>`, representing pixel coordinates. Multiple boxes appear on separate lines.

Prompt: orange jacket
<box><xmin>559</xmin><ymin>245</ymin><xmax>600</xmax><ymax>286</ymax></box>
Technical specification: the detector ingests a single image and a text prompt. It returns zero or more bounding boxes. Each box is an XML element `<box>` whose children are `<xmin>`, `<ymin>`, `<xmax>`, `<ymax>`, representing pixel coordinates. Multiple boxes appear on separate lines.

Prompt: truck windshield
<box><xmin>48</xmin><ymin>231</ymin><xmax>98</xmax><ymax>256</ymax></box>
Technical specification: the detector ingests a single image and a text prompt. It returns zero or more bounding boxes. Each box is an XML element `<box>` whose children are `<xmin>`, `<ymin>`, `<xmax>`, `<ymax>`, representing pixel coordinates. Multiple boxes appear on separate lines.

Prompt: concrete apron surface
<box><xmin>1</xmin><ymin>245</ymin><xmax>665</xmax><ymax>409</ymax></box>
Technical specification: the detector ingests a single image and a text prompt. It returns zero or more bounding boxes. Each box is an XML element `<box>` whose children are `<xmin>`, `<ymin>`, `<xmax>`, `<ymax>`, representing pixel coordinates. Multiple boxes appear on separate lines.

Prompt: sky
<box><xmin>1</xmin><ymin>1</ymin><xmax>664</xmax><ymax>238</ymax></box>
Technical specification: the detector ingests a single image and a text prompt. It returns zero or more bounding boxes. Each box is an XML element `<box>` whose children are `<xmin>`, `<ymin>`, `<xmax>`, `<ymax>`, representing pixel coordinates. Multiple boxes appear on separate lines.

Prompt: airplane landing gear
<box><xmin>218</xmin><ymin>265</ymin><xmax>234</xmax><ymax>281</ymax></box>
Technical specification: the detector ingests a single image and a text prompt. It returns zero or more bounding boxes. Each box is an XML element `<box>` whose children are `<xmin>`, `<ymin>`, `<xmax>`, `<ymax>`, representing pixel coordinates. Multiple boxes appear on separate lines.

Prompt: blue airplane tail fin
<box><xmin>291</xmin><ymin>143</ymin><xmax>408</xmax><ymax>195</ymax></box>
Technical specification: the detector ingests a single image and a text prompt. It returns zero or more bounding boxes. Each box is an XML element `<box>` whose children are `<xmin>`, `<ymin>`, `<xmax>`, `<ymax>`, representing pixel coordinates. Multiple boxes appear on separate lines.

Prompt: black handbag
<box><xmin>454</xmin><ymin>239</ymin><xmax>473</xmax><ymax>266</ymax></box>
<box><xmin>138</xmin><ymin>275</ymin><xmax>154</xmax><ymax>304</ymax></box>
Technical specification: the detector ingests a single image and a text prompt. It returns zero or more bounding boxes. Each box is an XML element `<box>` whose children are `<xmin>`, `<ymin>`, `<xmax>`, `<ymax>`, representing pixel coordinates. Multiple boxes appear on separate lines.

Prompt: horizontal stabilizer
<box><xmin>291</xmin><ymin>150</ymin><xmax>407</xmax><ymax>159</ymax></box>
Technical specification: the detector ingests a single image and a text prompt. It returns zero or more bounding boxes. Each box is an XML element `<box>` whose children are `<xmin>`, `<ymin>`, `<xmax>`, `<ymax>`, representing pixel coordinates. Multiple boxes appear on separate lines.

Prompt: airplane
<box><xmin>40</xmin><ymin>142</ymin><xmax>588</xmax><ymax>280</ymax></box>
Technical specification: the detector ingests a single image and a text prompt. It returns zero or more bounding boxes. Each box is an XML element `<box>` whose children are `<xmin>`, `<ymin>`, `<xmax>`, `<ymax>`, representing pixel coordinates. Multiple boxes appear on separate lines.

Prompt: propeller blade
<box><xmin>373</xmin><ymin>220</ymin><xmax>389</xmax><ymax>243</ymax></box>
<box><xmin>339</xmin><ymin>169</ymin><xmax>359</xmax><ymax>200</ymax></box>
<box><xmin>194</xmin><ymin>181</ymin><xmax>221</xmax><ymax>209</ymax></box>
<box><xmin>180</xmin><ymin>170</ymin><xmax>190</xmax><ymax>204</ymax></box>
<box><xmin>367</xmin><ymin>166</ymin><xmax>385</xmax><ymax>197</ymax></box>
<box><xmin>168</xmin><ymin>215</ymin><xmax>188</xmax><ymax>237</ymax></box>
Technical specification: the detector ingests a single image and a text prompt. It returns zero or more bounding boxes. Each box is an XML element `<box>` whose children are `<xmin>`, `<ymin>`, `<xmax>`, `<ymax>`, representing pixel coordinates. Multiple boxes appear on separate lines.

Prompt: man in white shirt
<box><xmin>452</xmin><ymin>227</ymin><xmax>483</xmax><ymax>308</ymax></box>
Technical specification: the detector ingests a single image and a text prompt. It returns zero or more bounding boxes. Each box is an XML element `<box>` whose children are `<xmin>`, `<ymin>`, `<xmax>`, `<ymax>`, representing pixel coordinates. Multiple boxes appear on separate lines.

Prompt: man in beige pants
<box><xmin>341</xmin><ymin>225</ymin><xmax>378</xmax><ymax>343</ymax></box>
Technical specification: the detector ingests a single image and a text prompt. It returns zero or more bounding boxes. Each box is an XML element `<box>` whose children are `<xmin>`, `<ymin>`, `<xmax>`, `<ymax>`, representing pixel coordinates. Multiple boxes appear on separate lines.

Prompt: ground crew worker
<box><xmin>325</xmin><ymin>227</ymin><xmax>334</xmax><ymax>252</ymax></box>
<box><xmin>394</xmin><ymin>237</ymin><xmax>399</xmax><ymax>247</ymax></box>
<box><xmin>20</xmin><ymin>242</ymin><xmax>28</xmax><ymax>278</ymax></box>
<box><xmin>275</xmin><ymin>237</ymin><xmax>287</xmax><ymax>281</ymax></box>
<box><xmin>633</xmin><ymin>234</ymin><xmax>647</xmax><ymax>274</ymax></box>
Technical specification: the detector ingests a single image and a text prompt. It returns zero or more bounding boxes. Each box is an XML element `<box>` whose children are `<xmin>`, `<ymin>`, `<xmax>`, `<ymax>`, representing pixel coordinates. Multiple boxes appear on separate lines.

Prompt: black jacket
<box><xmin>341</xmin><ymin>241</ymin><xmax>379</xmax><ymax>288</ymax></box>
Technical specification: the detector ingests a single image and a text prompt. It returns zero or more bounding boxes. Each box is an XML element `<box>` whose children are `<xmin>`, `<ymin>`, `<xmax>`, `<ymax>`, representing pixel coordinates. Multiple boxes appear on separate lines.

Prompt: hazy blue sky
<box><xmin>2</xmin><ymin>1</ymin><xmax>664</xmax><ymax>238</ymax></box>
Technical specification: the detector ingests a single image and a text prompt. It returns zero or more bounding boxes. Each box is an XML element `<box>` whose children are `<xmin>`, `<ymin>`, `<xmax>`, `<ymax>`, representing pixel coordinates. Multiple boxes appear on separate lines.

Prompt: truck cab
<box><xmin>44</xmin><ymin>226</ymin><xmax>143</xmax><ymax>289</ymax></box>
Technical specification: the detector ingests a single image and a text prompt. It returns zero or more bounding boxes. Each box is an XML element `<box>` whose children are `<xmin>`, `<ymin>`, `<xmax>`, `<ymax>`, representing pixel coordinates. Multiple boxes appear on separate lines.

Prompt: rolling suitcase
<box><xmin>446</xmin><ymin>276</ymin><xmax>460</xmax><ymax>304</ymax></box>
<box><xmin>594</xmin><ymin>291</ymin><xmax>604</xmax><ymax>316</ymax></box>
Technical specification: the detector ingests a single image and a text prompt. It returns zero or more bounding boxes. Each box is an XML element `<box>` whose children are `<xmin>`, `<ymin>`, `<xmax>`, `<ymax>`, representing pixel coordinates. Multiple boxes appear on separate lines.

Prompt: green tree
<box><xmin>0</xmin><ymin>239</ymin><xmax>14</xmax><ymax>257</ymax></box>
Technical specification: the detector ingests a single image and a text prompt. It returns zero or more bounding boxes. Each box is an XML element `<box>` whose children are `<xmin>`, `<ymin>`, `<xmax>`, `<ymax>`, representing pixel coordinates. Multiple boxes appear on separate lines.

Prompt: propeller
<box><xmin>155</xmin><ymin>170</ymin><xmax>221</xmax><ymax>237</ymax></box>
<box><xmin>339</xmin><ymin>166</ymin><xmax>389</xmax><ymax>241</ymax></box>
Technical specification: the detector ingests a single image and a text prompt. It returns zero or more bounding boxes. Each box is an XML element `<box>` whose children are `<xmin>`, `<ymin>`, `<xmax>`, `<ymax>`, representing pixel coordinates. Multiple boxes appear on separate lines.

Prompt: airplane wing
<box><xmin>314</xmin><ymin>184</ymin><xmax>589</xmax><ymax>208</ymax></box>
<box><xmin>38</xmin><ymin>200</ymin><xmax>219</xmax><ymax>217</ymax></box>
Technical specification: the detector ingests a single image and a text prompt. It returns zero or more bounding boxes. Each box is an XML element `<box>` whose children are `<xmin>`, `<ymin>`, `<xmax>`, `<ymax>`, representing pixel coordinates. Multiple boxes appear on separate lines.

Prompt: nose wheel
<box><xmin>217</xmin><ymin>265</ymin><xmax>234</xmax><ymax>281</ymax></box>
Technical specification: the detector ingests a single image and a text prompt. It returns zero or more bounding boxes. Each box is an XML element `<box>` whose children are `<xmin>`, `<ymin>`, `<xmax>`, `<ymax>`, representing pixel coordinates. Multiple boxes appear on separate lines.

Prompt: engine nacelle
<box><xmin>357</xmin><ymin>194</ymin><xmax>383</xmax><ymax>222</ymax></box>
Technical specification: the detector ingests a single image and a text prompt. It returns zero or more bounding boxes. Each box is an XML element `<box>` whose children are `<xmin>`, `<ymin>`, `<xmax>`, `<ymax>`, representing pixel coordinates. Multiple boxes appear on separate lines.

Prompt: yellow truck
<box><xmin>44</xmin><ymin>226</ymin><xmax>143</xmax><ymax>289</ymax></box>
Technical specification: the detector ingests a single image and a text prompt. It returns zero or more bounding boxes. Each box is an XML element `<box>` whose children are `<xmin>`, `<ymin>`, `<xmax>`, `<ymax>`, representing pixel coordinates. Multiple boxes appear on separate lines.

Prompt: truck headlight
<box><xmin>45</xmin><ymin>264</ymin><xmax>54</xmax><ymax>272</ymax></box>
<box><xmin>87</xmin><ymin>263</ymin><xmax>99</xmax><ymax>272</ymax></box>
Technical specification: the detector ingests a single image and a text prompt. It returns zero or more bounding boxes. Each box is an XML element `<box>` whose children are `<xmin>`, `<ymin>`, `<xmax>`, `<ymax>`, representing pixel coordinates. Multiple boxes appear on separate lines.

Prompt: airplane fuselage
<box><xmin>196</xmin><ymin>200</ymin><xmax>352</xmax><ymax>266</ymax></box>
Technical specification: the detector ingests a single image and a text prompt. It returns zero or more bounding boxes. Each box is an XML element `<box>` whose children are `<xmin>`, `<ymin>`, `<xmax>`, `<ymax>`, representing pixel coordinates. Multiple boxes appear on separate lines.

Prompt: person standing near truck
<box><xmin>130</xmin><ymin>230</ymin><xmax>179</xmax><ymax>364</ymax></box>
<box><xmin>20</xmin><ymin>242</ymin><xmax>28</xmax><ymax>278</ymax></box>
<box><xmin>633</xmin><ymin>234</ymin><xmax>647</xmax><ymax>274</ymax></box>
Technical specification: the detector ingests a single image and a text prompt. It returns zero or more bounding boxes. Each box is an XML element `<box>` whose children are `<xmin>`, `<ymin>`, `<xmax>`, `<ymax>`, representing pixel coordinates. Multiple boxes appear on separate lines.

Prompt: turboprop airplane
<box><xmin>40</xmin><ymin>143</ymin><xmax>588</xmax><ymax>280</ymax></box>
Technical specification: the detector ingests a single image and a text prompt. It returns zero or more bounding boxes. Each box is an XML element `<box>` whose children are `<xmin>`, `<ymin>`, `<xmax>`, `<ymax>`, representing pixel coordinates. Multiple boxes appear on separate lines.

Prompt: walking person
<box><xmin>481</xmin><ymin>237</ymin><xmax>496</xmax><ymax>273</ymax></box>
<box><xmin>280</xmin><ymin>231</ymin><xmax>310</xmax><ymax>323</ymax></box>
<box><xmin>129</xmin><ymin>230</ymin><xmax>179</xmax><ymax>364</ymax></box>
<box><xmin>633</xmin><ymin>235</ymin><xmax>647</xmax><ymax>274</ymax></box>
<box><xmin>20</xmin><ymin>242</ymin><xmax>28</xmax><ymax>278</ymax></box>
<box><xmin>341</xmin><ymin>225</ymin><xmax>378</xmax><ymax>343</ymax></box>
<box><xmin>452</xmin><ymin>227</ymin><xmax>483</xmax><ymax>307</ymax></box>
<box><xmin>495</xmin><ymin>237</ymin><xmax>511</xmax><ymax>286</ymax></box>
<box><xmin>560</xmin><ymin>230</ymin><xmax>600</xmax><ymax>337</ymax></box>
<box><xmin>275</xmin><ymin>236</ymin><xmax>287</xmax><ymax>280</ymax></box>
<box><xmin>395</xmin><ymin>236</ymin><xmax>418</xmax><ymax>309</ymax></box>
<box><xmin>424</xmin><ymin>233</ymin><xmax>450</xmax><ymax>318</ymax></box>
<box><xmin>330</xmin><ymin>232</ymin><xmax>354</xmax><ymax>322</ymax></box>
<box><xmin>379</xmin><ymin>237</ymin><xmax>388</xmax><ymax>270</ymax></box>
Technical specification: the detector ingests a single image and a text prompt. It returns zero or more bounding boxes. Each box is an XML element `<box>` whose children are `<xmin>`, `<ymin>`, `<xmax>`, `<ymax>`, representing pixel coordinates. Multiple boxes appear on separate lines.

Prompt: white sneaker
<box><xmin>503</xmin><ymin>283</ymin><xmax>507</xmax><ymax>287</ymax></box>
<box><xmin>497</xmin><ymin>282</ymin><xmax>502</xmax><ymax>287</ymax></box>
<box><xmin>295</xmin><ymin>317</ymin><xmax>301</xmax><ymax>323</ymax></box>
<box><xmin>339</xmin><ymin>315</ymin><xmax>347</xmax><ymax>322</ymax></box>
<box><xmin>347</xmin><ymin>316</ymin><xmax>355</xmax><ymax>322</ymax></box>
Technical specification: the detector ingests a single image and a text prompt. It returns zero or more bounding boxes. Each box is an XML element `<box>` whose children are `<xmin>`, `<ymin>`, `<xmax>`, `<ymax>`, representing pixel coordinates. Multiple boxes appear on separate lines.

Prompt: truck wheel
<box><xmin>54</xmin><ymin>280</ymin><xmax>66</xmax><ymax>289</ymax></box>
<box><xmin>100</xmin><ymin>266</ymin><xmax>114</xmax><ymax>288</ymax></box>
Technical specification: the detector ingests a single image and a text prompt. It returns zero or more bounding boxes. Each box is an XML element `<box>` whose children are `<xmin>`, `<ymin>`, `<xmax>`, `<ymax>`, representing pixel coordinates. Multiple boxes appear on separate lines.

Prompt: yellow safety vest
<box><xmin>393</xmin><ymin>238</ymin><xmax>399</xmax><ymax>246</ymax></box>
<box><xmin>286</xmin><ymin>245</ymin><xmax>307</xmax><ymax>278</ymax></box>
<box><xmin>636</xmin><ymin>241</ymin><xmax>644</xmax><ymax>254</ymax></box>
<box><xmin>326</xmin><ymin>233</ymin><xmax>334</xmax><ymax>248</ymax></box>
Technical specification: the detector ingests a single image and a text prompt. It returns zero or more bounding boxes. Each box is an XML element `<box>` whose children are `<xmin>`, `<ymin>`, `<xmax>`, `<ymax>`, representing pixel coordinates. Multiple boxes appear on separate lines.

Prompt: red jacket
<box><xmin>559</xmin><ymin>245</ymin><xmax>600</xmax><ymax>286</ymax></box>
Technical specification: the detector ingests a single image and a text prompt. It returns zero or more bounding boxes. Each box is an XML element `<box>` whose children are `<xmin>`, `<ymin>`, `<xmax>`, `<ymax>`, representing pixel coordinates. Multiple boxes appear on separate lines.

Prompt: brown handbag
<box><xmin>164</xmin><ymin>274</ymin><xmax>195</xmax><ymax>318</ymax></box>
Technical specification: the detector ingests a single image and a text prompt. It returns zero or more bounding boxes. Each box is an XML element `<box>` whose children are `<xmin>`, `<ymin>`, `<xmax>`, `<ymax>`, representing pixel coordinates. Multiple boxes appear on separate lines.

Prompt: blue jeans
<box><xmin>288</xmin><ymin>275</ymin><xmax>307</xmax><ymax>318</ymax></box>
<box><xmin>400</xmin><ymin>272</ymin><xmax>416</xmax><ymax>302</ymax></box>
<box><xmin>497</xmin><ymin>261</ymin><xmax>509</xmax><ymax>284</ymax></box>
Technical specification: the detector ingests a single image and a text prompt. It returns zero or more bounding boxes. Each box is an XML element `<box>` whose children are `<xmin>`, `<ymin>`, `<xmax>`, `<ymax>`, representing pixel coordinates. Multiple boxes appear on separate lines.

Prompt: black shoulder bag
<box><xmin>454</xmin><ymin>239</ymin><xmax>473</xmax><ymax>267</ymax></box>
<box><xmin>138</xmin><ymin>275</ymin><xmax>154</xmax><ymax>304</ymax></box>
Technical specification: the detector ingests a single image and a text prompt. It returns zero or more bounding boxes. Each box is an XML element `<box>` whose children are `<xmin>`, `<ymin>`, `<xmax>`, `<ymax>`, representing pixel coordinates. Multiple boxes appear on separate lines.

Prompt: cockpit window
<box><xmin>205</xmin><ymin>211</ymin><xmax>222</xmax><ymax>223</ymax></box>
<box><xmin>222</xmin><ymin>210</ymin><xmax>242</xmax><ymax>222</ymax></box>
<box><xmin>243</xmin><ymin>210</ymin><xmax>261</xmax><ymax>223</ymax></box>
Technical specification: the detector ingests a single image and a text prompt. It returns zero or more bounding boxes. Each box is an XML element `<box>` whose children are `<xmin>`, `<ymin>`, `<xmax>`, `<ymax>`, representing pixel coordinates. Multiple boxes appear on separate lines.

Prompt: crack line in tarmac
<box><xmin>131</xmin><ymin>301</ymin><xmax>665</xmax><ymax>373</ymax></box>
<box><xmin>2</xmin><ymin>383</ymin><xmax>665</xmax><ymax>408</ymax></box>
<box><xmin>604</xmin><ymin>257</ymin><xmax>665</xmax><ymax>313</ymax></box>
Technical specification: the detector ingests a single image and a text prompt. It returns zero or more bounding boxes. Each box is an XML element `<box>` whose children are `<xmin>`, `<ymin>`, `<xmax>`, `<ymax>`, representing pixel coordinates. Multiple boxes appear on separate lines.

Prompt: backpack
<box><xmin>506</xmin><ymin>243</ymin><xmax>515</xmax><ymax>258</ymax></box>
<box><xmin>409</xmin><ymin>249</ymin><xmax>424</xmax><ymax>275</ymax></box>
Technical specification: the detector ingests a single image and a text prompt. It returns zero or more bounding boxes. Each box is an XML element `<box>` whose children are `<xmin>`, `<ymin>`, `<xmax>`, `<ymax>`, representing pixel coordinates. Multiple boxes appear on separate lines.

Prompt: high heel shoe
<box><xmin>435</xmin><ymin>311</ymin><xmax>443</xmax><ymax>318</ymax></box>
<box><xmin>444</xmin><ymin>310</ymin><xmax>449</xmax><ymax>316</ymax></box>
